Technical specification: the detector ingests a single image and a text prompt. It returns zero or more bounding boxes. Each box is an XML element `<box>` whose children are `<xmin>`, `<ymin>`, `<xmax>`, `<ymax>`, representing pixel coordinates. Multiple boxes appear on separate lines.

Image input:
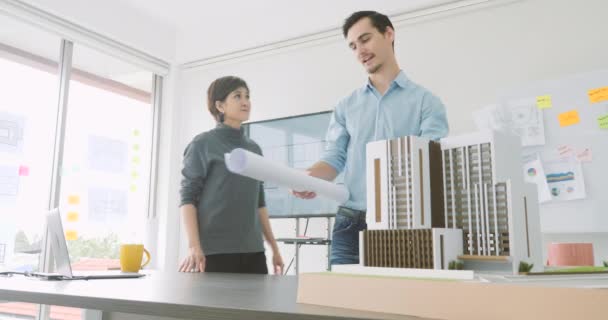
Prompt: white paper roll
<box><xmin>225</xmin><ymin>148</ymin><xmax>349</xmax><ymax>203</ymax></box>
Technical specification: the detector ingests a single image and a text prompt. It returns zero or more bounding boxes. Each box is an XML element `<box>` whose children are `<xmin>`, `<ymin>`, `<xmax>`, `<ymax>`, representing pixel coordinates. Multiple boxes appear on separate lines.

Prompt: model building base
<box><xmin>331</xmin><ymin>264</ymin><xmax>474</xmax><ymax>280</ymax></box>
<box><xmin>297</xmin><ymin>272</ymin><xmax>607</xmax><ymax>320</ymax></box>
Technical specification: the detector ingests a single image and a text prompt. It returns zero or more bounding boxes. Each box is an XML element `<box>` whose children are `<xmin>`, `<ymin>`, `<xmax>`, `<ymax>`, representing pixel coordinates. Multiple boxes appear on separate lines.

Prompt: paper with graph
<box><xmin>543</xmin><ymin>158</ymin><xmax>586</xmax><ymax>201</ymax></box>
<box><xmin>225</xmin><ymin>148</ymin><xmax>349</xmax><ymax>203</ymax></box>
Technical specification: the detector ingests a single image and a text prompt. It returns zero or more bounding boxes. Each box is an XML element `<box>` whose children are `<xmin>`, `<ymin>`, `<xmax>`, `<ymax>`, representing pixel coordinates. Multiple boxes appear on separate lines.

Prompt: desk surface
<box><xmin>0</xmin><ymin>271</ymin><xmax>420</xmax><ymax>320</ymax></box>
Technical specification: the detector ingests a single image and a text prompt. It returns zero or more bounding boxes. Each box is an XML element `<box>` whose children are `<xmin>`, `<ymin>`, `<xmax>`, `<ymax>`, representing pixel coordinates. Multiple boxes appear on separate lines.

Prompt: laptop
<box><xmin>38</xmin><ymin>208</ymin><xmax>146</xmax><ymax>280</ymax></box>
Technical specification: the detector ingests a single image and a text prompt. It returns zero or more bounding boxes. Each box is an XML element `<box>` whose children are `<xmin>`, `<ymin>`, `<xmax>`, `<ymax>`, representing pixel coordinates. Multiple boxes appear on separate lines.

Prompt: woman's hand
<box><xmin>272</xmin><ymin>252</ymin><xmax>285</xmax><ymax>275</ymax></box>
<box><xmin>179</xmin><ymin>246</ymin><xmax>206</xmax><ymax>272</ymax></box>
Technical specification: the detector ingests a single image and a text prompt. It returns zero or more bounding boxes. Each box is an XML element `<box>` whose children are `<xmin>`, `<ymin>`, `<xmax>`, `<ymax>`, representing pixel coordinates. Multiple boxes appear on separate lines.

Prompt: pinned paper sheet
<box><xmin>67</xmin><ymin>211</ymin><xmax>79</xmax><ymax>222</ymax></box>
<box><xmin>18</xmin><ymin>165</ymin><xmax>29</xmax><ymax>176</ymax></box>
<box><xmin>544</xmin><ymin>158</ymin><xmax>586</xmax><ymax>201</ymax></box>
<box><xmin>558</xmin><ymin>110</ymin><xmax>580</xmax><ymax>127</ymax></box>
<box><xmin>65</xmin><ymin>230</ymin><xmax>78</xmax><ymax>241</ymax></box>
<box><xmin>598</xmin><ymin>114</ymin><xmax>608</xmax><ymax>129</ymax></box>
<box><xmin>523</xmin><ymin>155</ymin><xmax>551</xmax><ymax>203</ymax></box>
<box><xmin>536</xmin><ymin>95</ymin><xmax>552</xmax><ymax>109</ymax></box>
<box><xmin>588</xmin><ymin>87</ymin><xmax>608</xmax><ymax>104</ymax></box>
<box><xmin>225</xmin><ymin>148</ymin><xmax>349</xmax><ymax>203</ymax></box>
<box><xmin>557</xmin><ymin>145</ymin><xmax>574</xmax><ymax>159</ymax></box>
<box><xmin>68</xmin><ymin>195</ymin><xmax>80</xmax><ymax>205</ymax></box>
<box><xmin>576</xmin><ymin>148</ymin><xmax>592</xmax><ymax>162</ymax></box>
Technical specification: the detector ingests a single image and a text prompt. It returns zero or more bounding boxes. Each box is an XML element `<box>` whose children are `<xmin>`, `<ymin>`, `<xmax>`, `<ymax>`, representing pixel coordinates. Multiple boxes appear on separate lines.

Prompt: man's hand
<box><xmin>179</xmin><ymin>246</ymin><xmax>206</xmax><ymax>272</ymax></box>
<box><xmin>291</xmin><ymin>170</ymin><xmax>317</xmax><ymax>199</ymax></box>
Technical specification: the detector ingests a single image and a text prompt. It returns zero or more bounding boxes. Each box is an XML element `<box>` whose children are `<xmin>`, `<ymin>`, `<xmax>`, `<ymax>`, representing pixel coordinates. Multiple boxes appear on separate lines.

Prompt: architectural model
<box><xmin>361</xmin><ymin>131</ymin><xmax>542</xmax><ymax>274</ymax></box>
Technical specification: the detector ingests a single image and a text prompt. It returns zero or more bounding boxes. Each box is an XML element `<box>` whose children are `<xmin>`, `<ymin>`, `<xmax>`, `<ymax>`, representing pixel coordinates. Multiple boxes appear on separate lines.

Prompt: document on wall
<box><xmin>0</xmin><ymin>165</ymin><xmax>20</xmax><ymax>196</ymax></box>
<box><xmin>500</xmin><ymin>98</ymin><xmax>546</xmax><ymax>146</ymax></box>
<box><xmin>544</xmin><ymin>158</ymin><xmax>586</xmax><ymax>202</ymax></box>
<box><xmin>472</xmin><ymin>98</ymin><xmax>546</xmax><ymax>146</ymax></box>
<box><xmin>522</xmin><ymin>154</ymin><xmax>551</xmax><ymax>203</ymax></box>
<box><xmin>225</xmin><ymin>148</ymin><xmax>349</xmax><ymax>203</ymax></box>
<box><xmin>0</xmin><ymin>112</ymin><xmax>25</xmax><ymax>154</ymax></box>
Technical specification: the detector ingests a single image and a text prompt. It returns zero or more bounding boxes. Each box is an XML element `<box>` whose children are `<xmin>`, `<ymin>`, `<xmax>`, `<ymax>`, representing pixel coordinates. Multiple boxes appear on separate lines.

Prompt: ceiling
<box><xmin>122</xmin><ymin>0</ymin><xmax>452</xmax><ymax>63</ymax></box>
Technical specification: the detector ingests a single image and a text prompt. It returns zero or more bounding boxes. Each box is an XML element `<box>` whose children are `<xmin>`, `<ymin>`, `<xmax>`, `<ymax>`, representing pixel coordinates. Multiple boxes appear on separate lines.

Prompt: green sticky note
<box><xmin>133</xmin><ymin>144</ymin><xmax>140</xmax><ymax>151</ymax></box>
<box><xmin>536</xmin><ymin>95</ymin><xmax>552</xmax><ymax>109</ymax></box>
<box><xmin>133</xmin><ymin>129</ymin><xmax>140</xmax><ymax>136</ymax></box>
<box><xmin>598</xmin><ymin>114</ymin><xmax>608</xmax><ymax>129</ymax></box>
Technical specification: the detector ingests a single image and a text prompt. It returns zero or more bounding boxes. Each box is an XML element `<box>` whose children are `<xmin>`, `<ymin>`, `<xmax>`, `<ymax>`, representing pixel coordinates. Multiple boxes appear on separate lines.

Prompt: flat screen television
<box><xmin>243</xmin><ymin>111</ymin><xmax>343</xmax><ymax>217</ymax></box>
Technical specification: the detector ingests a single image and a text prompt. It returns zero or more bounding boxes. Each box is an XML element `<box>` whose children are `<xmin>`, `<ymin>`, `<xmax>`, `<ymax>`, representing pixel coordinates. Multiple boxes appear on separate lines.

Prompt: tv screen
<box><xmin>243</xmin><ymin>111</ymin><xmax>343</xmax><ymax>217</ymax></box>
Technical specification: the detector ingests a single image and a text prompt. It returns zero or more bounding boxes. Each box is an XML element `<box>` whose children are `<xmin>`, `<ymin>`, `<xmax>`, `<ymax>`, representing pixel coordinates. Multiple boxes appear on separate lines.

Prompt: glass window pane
<box><xmin>57</xmin><ymin>44</ymin><xmax>155</xmax><ymax>272</ymax></box>
<box><xmin>0</xmin><ymin>14</ymin><xmax>61</xmax><ymax>320</ymax></box>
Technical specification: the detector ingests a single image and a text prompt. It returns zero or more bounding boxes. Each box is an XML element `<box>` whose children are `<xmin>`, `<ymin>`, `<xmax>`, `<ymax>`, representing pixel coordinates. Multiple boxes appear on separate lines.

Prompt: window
<box><xmin>0</xmin><ymin>13</ymin><xmax>162</xmax><ymax>320</ymax></box>
<box><xmin>56</xmin><ymin>44</ymin><xmax>155</xmax><ymax>273</ymax></box>
<box><xmin>0</xmin><ymin>14</ymin><xmax>61</xmax><ymax>320</ymax></box>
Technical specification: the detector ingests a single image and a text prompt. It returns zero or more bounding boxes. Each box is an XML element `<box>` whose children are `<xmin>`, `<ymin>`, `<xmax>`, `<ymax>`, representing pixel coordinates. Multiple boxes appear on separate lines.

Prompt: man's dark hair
<box><xmin>207</xmin><ymin>76</ymin><xmax>248</xmax><ymax>122</ymax></box>
<box><xmin>342</xmin><ymin>11</ymin><xmax>394</xmax><ymax>39</ymax></box>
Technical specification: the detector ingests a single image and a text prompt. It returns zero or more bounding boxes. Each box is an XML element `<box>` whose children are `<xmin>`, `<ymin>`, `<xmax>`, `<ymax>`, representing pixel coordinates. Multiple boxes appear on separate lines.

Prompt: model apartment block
<box><xmin>363</xmin><ymin>131</ymin><xmax>542</xmax><ymax>274</ymax></box>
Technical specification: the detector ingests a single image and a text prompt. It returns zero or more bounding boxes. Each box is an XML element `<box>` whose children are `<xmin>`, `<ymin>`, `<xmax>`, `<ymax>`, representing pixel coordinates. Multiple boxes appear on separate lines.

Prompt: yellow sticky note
<box><xmin>131</xmin><ymin>171</ymin><xmax>139</xmax><ymax>179</ymax></box>
<box><xmin>67</xmin><ymin>211</ymin><xmax>79</xmax><ymax>222</ymax></box>
<box><xmin>65</xmin><ymin>230</ymin><xmax>78</xmax><ymax>241</ymax></box>
<box><xmin>536</xmin><ymin>95</ymin><xmax>552</xmax><ymax>109</ymax></box>
<box><xmin>130</xmin><ymin>184</ymin><xmax>137</xmax><ymax>192</ymax></box>
<box><xmin>598</xmin><ymin>114</ymin><xmax>608</xmax><ymax>129</ymax></box>
<box><xmin>558</xmin><ymin>110</ymin><xmax>580</xmax><ymax>127</ymax></box>
<box><xmin>133</xmin><ymin>129</ymin><xmax>140</xmax><ymax>136</ymax></box>
<box><xmin>133</xmin><ymin>144</ymin><xmax>140</xmax><ymax>151</ymax></box>
<box><xmin>132</xmin><ymin>156</ymin><xmax>140</xmax><ymax>164</ymax></box>
<box><xmin>588</xmin><ymin>87</ymin><xmax>608</xmax><ymax>104</ymax></box>
<box><xmin>68</xmin><ymin>195</ymin><xmax>80</xmax><ymax>205</ymax></box>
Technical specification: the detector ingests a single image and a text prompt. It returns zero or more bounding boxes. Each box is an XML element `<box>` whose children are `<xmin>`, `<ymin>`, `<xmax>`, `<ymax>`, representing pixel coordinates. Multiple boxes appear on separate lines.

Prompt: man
<box><xmin>293</xmin><ymin>11</ymin><xmax>449</xmax><ymax>265</ymax></box>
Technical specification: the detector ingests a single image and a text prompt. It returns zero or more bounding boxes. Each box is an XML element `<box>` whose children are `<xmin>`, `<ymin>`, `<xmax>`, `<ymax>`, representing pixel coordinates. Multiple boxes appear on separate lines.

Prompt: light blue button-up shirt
<box><xmin>320</xmin><ymin>70</ymin><xmax>449</xmax><ymax>210</ymax></box>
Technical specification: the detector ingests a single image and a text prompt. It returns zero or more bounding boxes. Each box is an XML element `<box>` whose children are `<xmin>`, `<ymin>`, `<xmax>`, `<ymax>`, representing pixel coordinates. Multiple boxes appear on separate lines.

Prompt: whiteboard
<box><xmin>499</xmin><ymin>70</ymin><xmax>608</xmax><ymax>233</ymax></box>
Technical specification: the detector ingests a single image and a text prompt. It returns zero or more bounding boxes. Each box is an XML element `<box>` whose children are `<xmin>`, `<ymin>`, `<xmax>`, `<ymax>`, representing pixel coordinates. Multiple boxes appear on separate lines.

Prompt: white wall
<box><xmin>174</xmin><ymin>0</ymin><xmax>608</xmax><ymax>272</ymax></box>
<box><xmin>20</xmin><ymin>0</ymin><xmax>176</xmax><ymax>62</ymax></box>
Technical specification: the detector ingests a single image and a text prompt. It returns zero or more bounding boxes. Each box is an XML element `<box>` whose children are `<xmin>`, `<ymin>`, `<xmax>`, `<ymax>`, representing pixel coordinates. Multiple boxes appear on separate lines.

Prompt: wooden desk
<box><xmin>0</xmin><ymin>271</ymin><xmax>420</xmax><ymax>320</ymax></box>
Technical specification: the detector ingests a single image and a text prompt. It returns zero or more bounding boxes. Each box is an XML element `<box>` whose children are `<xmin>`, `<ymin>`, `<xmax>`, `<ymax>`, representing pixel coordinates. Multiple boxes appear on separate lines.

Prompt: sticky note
<box><xmin>132</xmin><ymin>156</ymin><xmax>140</xmax><ymax>164</ymax></box>
<box><xmin>19</xmin><ymin>165</ymin><xmax>29</xmax><ymax>176</ymax></box>
<box><xmin>133</xmin><ymin>129</ymin><xmax>140</xmax><ymax>136</ymax></box>
<box><xmin>65</xmin><ymin>230</ymin><xmax>78</xmax><ymax>241</ymax></box>
<box><xmin>131</xmin><ymin>171</ymin><xmax>139</xmax><ymax>179</ymax></box>
<box><xmin>588</xmin><ymin>87</ymin><xmax>608</xmax><ymax>104</ymax></box>
<box><xmin>67</xmin><ymin>211</ymin><xmax>79</xmax><ymax>222</ymax></box>
<box><xmin>576</xmin><ymin>148</ymin><xmax>592</xmax><ymax>162</ymax></box>
<box><xmin>130</xmin><ymin>184</ymin><xmax>137</xmax><ymax>192</ymax></box>
<box><xmin>536</xmin><ymin>95</ymin><xmax>552</xmax><ymax>109</ymax></box>
<box><xmin>133</xmin><ymin>144</ymin><xmax>140</xmax><ymax>151</ymax></box>
<box><xmin>68</xmin><ymin>195</ymin><xmax>80</xmax><ymax>205</ymax></box>
<box><xmin>599</xmin><ymin>114</ymin><xmax>608</xmax><ymax>129</ymax></box>
<box><xmin>558</xmin><ymin>110</ymin><xmax>580</xmax><ymax>127</ymax></box>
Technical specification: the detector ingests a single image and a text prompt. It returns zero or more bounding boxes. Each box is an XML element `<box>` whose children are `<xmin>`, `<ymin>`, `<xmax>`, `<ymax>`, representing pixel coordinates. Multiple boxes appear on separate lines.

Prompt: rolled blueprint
<box><xmin>225</xmin><ymin>148</ymin><xmax>349</xmax><ymax>203</ymax></box>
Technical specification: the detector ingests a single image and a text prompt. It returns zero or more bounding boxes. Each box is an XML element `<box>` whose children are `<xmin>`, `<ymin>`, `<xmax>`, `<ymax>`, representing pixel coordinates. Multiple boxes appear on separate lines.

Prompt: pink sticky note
<box><xmin>556</xmin><ymin>145</ymin><xmax>574</xmax><ymax>159</ymax></box>
<box><xmin>576</xmin><ymin>148</ymin><xmax>593</xmax><ymax>162</ymax></box>
<box><xmin>19</xmin><ymin>165</ymin><xmax>29</xmax><ymax>176</ymax></box>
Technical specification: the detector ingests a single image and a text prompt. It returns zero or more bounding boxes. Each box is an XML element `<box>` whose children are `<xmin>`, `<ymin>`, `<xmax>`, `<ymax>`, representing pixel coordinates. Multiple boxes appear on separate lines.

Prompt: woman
<box><xmin>178</xmin><ymin>76</ymin><xmax>284</xmax><ymax>274</ymax></box>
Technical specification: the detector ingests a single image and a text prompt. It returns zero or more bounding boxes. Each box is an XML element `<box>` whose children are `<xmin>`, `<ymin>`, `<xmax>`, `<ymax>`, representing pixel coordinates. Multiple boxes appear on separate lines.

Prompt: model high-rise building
<box><xmin>361</xmin><ymin>131</ymin><xmax>542</xmax><ymax>274</ymax></box>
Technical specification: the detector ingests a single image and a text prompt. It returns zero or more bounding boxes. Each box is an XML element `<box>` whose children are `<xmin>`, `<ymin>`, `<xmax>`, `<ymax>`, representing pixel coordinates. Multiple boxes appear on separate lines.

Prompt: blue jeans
<box><xmin>330</xmin><ymin>207</ymin><xmax>367</xmax><ymax>266</ymax></box>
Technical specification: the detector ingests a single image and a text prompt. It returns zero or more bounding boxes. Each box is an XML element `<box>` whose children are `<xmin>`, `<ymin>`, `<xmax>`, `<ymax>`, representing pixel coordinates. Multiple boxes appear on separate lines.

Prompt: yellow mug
<box><xmin>119</xmin><ymin>244</ymin><xmax>150</xmax><ymax>273</ymax></box>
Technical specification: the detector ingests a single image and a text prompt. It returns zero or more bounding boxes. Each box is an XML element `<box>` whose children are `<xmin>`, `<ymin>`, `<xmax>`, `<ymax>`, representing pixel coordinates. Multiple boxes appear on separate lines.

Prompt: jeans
<box><xmin>330</xmin><ymin>206</ymin><xmax>367</xmax><ymax>266</ymax></box>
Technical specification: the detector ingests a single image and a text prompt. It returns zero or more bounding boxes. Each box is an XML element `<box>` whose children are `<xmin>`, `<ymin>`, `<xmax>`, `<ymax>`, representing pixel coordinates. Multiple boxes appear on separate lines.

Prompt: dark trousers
<box><xmin>205</xmin><ymin>252</ymin><xmax>268</xmax><ymax>274</ymax></box>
